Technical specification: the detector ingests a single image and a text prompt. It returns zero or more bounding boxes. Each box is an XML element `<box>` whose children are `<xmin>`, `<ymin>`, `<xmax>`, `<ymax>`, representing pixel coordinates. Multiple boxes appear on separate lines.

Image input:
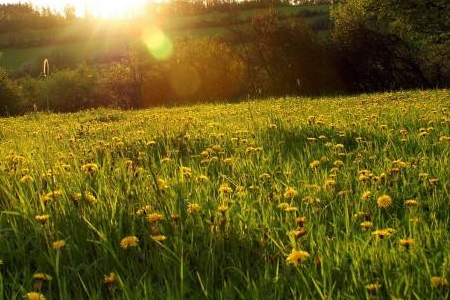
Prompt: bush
<box><xmin>0</xmin><ymin>67</ymin><xmax>23</xmax><ymax>116</ymax></box>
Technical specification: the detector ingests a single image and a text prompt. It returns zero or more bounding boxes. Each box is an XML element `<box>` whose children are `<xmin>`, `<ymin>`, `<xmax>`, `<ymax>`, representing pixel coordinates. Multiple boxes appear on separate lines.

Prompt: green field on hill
<box><xmin>1</xmin><ymin>90</ymin><xmax>450</xmax><ymax>299</ymax></box>
<box><xmin>0</xmin><ymin>5</ymin><xmax>330</xmax><ymax>72</ymax></box>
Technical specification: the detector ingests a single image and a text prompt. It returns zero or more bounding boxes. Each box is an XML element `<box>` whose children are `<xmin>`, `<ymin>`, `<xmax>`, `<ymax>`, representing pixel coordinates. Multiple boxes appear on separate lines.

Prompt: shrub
<box><xmin>0</xmin><ymin>67</ymin><xmax>23</xmax><ymax>116</ymax></box>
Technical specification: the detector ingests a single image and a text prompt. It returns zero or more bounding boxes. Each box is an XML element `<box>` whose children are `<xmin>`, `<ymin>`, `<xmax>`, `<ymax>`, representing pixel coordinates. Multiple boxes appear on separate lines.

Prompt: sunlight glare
<box><xmin>143</xmin><ymin>27</ymin><xmax>173</xmax><ymax>60</ymax></box>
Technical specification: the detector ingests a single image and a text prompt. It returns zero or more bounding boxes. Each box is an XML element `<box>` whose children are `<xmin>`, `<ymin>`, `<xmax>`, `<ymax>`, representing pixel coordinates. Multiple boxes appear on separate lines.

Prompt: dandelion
<box><xmin>360</xmin><ymin>221</ymin><xmax>373</xmax><ymax>230</ymax></box>
<box><xmin>283</xmin><ymin>187</ymin><xmax>297</xmax><ymax>199</ymax></box>
<box><xmin>361</xmin><ymin>191</ymin><xmax>372</xmax><ymax>201</ymax></box>
<box><xmin>35</xmin><ymin>215</ymin><xmax>49</xmax><ymax>224</ymax></box>
<box><xmin>377</xmin><ymin>195</ymin><xmax>393</xmax><ymax>208</ymax></box>
<box><xmin>286</xmin><ymin>249</ymin><xmax>310</xmax><ymax>266</ymax></box>
<box><xmin>81</xmin><ymin>163</ymin><xmax>98</xmax><ymax>174</ymax></box>
<box><xmin>20</xmin><ymin>175</ymin><xmax>34</xmax><ymax>184</ymax></box>
<box><xmin>219</xmin><ymin>183</ymin><xmax>233</xmax><ymax>195</ymax></box>
<box><xmin>32</xmin><ymin>273</ymin><xmax>53</xmax><ymax>281</ymax></box>
<box><xmin>120</xmin><ymin>236</ymin><xmax>139</xmax><ymax>250</ymax></box>
<box><xmin>157</xmin><ymin>179</ymin><xmax>169</xmax><ymax>190</ymax></box>
<box><xmin>52</xmin><ymin>240</ymin><xmax>65</xmax><ymax>250</ymax></box>
<box><xmin>404</xmin><ymin>199</ymin><xmax>418</xmax><ymax>207</ymax></box>
<box><xmin>151</xmin><ymin>235</ymin><xmax>167</xmax><ymax>243</ymax></box>
<box><xmin>431</xmin><ymin>276</ymin><xmax>448</xmax><ymax>288</ymax></box>
<box><xmin>104</xmin><ymin>272</ymin><xmax>117</xmax><ymax>285</ymax></box>
<box><xmin>324</xmin><ymin>179</ymin><xmax>336</xmax><ymax>190</ymax></box>
<box><xmin>309</xmin><ymin>160</ymin><xmax>320</xmax><ymax>169</ymax></box>
<box><xmin>372</xmin><ymin>228</ymin><xmax>396</xmax><ymax>239</ymax></box>
<box><xmin>180</xmin><ymin>167</ymin><xmax>192</xmax><ymax>179</ymax></box>
<box><xmin>25</xmin><ymin>292</ymin><xmax>46</xmax><ymax>300</ymax></box>
<box><xmin>147</xmin><ymin>213</ymin><xmax>164</xmax><ymax>223</ymax></box>
<box><xmin>196</xmin><ymin>175</ymin><xmax>209</xmax><ymax>182</ymax></box>
<box><xmin>399</xmin><ymin>238</ymin><xmax>415</xmax><ymax>249</ymax></box>
<box><xmin>365</xmin><ymin>283</ymin><xmax>381</xmax><ymax>293</ymax></box>
<box><xmin>187</xmin><ymin>203</ymin><xmax>201</xmax><ymax>214</ymax></box>
<box><xmin>217</xmin><ymin>204</ymin><xmax>229</xmax><ymax>214</ymax></box>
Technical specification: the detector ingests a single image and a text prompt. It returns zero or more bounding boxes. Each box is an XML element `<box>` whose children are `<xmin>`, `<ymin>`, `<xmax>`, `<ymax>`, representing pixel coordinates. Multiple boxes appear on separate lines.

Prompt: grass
<box><xmin>0</xmin><ymin>4</ymin><xmax>330</xmax><ymax>72</ymax></box>
<box><xmin>0</xmin><ymin>90</ymin><xmax>450</xmax><ymax>299</ymax></box>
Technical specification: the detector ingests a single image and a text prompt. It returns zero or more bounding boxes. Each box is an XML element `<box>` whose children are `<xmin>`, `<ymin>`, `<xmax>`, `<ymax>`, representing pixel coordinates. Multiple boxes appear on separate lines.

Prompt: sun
<box><xmin>84</xmin><ymin>0</ymin><xmax>146</xmax><ymax>18</ymax></box>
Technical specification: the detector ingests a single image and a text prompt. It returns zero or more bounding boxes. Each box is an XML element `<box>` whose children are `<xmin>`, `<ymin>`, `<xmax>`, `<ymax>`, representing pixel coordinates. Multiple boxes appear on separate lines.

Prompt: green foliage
<box><xmin>0</xmin><ymin>67</ymin><xmax>22</xmax><ymax>116</ymax></box>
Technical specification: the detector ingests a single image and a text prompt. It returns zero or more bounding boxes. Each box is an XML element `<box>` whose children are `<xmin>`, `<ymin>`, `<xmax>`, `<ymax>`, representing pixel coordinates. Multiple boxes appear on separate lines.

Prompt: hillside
<box><xmin>1</xmin><ymin>90</ymin><xmax>450</xmax><ymax>299</ymax></box>
<box><xmin>0</xmin><ymin>4</ymin><xmax>330</xmax><ymax>72</ymax></box>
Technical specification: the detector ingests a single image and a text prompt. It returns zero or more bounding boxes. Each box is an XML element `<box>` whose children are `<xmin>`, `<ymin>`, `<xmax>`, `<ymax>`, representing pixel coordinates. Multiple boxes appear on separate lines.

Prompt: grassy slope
<box><xmin>0</xmin><ymin>5</ymin><xmax>330</xmax><ymax>72</ymax></box>
<box><xmin>1</xmin><ymin>90</ymin><xmax>450</xmax><ymax>299</ymax></box>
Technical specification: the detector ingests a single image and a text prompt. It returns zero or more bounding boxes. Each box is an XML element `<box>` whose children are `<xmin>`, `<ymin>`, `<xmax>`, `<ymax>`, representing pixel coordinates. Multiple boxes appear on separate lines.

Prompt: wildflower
<box><xmin>277</xmin><ymin>202</ymin><xmax>289</xmax><ymax>210</ymax></box>
<box><xmin>360</xmin><ymin>221</ymin><xmax>373</xmax><ymax>230</ymax></box>
<box><xmin>196</xmin><ymin>175</ymin><xmax>209</xmax><ymax>182</ymax></box>
<box><xmin>218</xmin><ymin>183</ymin><xmax>233</xmax><ymax>195</ymax></box>
<box><xmin>52</xmin><ymin>240</ymin><xmax>66</xmax><ymax>250</ymax></box>
<box><xmin>399</xmin><ymin>238</ymin><xmax>415</xmax><ymax>249</ymax></box>
<box><xmin>361</xmin><ymin>191</ymin><xmax>372</xmax><ymax>201</ymax></box>
<box><xmin>187</xmin><ymin>203</ymin><xmax>201</xmax><ymax>214</ymax></box>
<box><xmin>377</xmin><ymin>195</ymin><xmax>393</xmax><ymax>208</ymax></box>
<box><xmin>309</xmin><ymin>160</ymin><xmax>320</xmax><ymax>169</ymax></box>
<box><xmin>147</xmin><ymin>213</ymin><xmax>164</xmax><ymax>223</ymax></box>
<box><xmin>302</xmin><ymin>195</ymin><xmax>321</xmax><ymax>204</ymax></box>
<box><xmin>157</xmin><ymin>179</ymin><xmax>169</xmax><ymax>190</ymax></box>
<box><xmin>146</xmin><ymin>141</ymin><xmax>156</xmax><ymax>147</ymax></box>
<box><xmin>404</xmin><ymin>199</ymin><xmax>418</xmax><ymax>207</ymax></box>
<box><xmin>286</xmin><ymin>249</ymin><xmax>310</xmax><ymax>266</ymax></box>
<box><xmin>217</xmin><ymin>205</ymin><xmax>229</xmax><ymax>214</ymax></box>
<box><xmin>269</xmin><ymin>124</ymin><xmax>277</xmax><ymax>129</ymax></box>
<box><xmin>120</xmin><ymin>236</ymin><xmax>139</xmax><ymax>250</ymax></box>
<box><xmin>81</xmin><ymin>163</ymin><xmax>99</xmax><ymax>174</ymax></box>
<box><xmin>104</xmin><ymin>272</ymin><xmax>117</xmax><ymax>285</ymax></box>
<box><xmin>372</xmin><ymin>228</ymin><xmax>396</xmax><ymax>239</ymax></box>
<box><xmin>334</xmin><ymin>160</ymin><xmax>344</xmax><ymax>168</ymax></box>
<box><xmin>259</xmin><ymin>173</ymin><xmax>271</xmax><ymax>181</ymax></box>
<box><xmin>324</xmin><ymin>179</ymin><xmax>336</xmax><ymax>190</ymax></box>
<box><xmin>20</xmin><ymin>175</ymin><xmax>34</xmax><ymax>184</ymax></box>
<box><xmin>365</xmin><ymin>283</ymin><xmax>381</xmax><ymax>293</ymax></box>
<box><xmin>429</xmin><ymin>178</ymin><xmax>439</xmax><ymax>185</ymax></box>
<box><xmin>283</xmin><ymin>187</ymin><xmax>297</xmax><ymax>199</ymax></box>
<box><xmin>25</xmin><ymin>292</ymin><xmax>46</xmax><ymax>300</ymax></box>
<box><xmin>180</xmin><ymin>167</ymin><xmax>192</xmax><ymax>179</ymax></box>
<box><xmin>284</xmin><ymin>205</ymin><xmax>298</xmax><ymax>212</ymax></box>
<box><xmin>431</xmin><ymin>276</ymin><xmax>448</xmax><ymax>288</ymax></box>
<box><xmin>151</xmin><ymin>235</ymin><xmax>167</xmax><ymax>243</ymax></box>
<box><xmin>32</xmin><ymin>273</ymin><xmax>52</xmax><ymax>281</ymax></box>
<box><xmin>35</xmin><ymin>215</ymin><xmax>49</xmax><ymax>224</ymax></box>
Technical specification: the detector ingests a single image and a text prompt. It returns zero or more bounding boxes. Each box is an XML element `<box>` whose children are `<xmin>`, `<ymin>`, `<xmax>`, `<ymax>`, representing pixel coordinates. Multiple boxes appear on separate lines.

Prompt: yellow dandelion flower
<box><xmin>431</xmin><ymin>276</ymin><xmax>448</xmax><ymax>288</ymax></box>
<box><xmin>277</xmin><ymin>202</ymin><xmax>290</xmax><ymax>210</ymax></box>
<box><xmin>187</xmin><ymin>203</ymin><xmax>202</xmax><ymax>214</ymax></box>
<box><xmin>196</xmin><ymin>175</ymin><xmax>209</xmax><ymax>182</ymax></box>
<box><xmin>361</xmin><ymin>191</ymin><xmax>372</xmax><ymax>201</ymax></box>
<box><xmin>217</xmin><ymin>205</ymin><xmax>229</xmax><ymax>214</ymax></box>
<box><xmin>81</xmin><ymin>163</ymin><xmax>98</xmax><ymax>174</ymax></box>
<box><xmin>218</xmin><ymin>183</ymin><xmax>233</xmax><ymax>195</ymax></box>
<box><xmin>372</xmin><ymin>228</ymin><xmax>396</xmax><ymax>239</ymax></box>
<box><xmin>365</xmin><ymin>283</ymin><xmax>381</xmax><ymax>293</ymax></box>
<box><xmin>324</xmin><ymin>179</ymin><xmax>336</xmax><ymax>190</ymax></box>
<box><xmin>309</xmin><ymin>160</ymin><xmax>320</xmax><ymax>169</ymax></box>
<box><xmin>404</xmin><ymin>199</ymin><xmax>418</xmax><ymax>207</ymax></box>
<box><xmin>283</xmin><ymin>187</ymin><xmax>297</xmax><ymax>199</ymax></box>
<box><xmin>284</xmin><ymin>205</ymin><xmax>298</xmax><ymax>212</ymax></box>
<box><xmin>32</xmin><ymin>273</ymin><xmax>52</xmax><ymax>281</ymax></box>
<box><xmin>147</xmin><ymin>213</ymin><xmax>164</xmax><ymax>223</ymax></box>
<box><xmin>360</xmin><ymin>221</ymin><xmax>373</xmax><ymax>230</ymax></box>
<box><xmin>377</xmin><ymin>195</ymin><xmax>393</xmax><ymax>208</ymax></box>
<box><xmin>20</xmin><ymin>175</ymin><xmax>34</xmax><ymax>184</ymax></box>
<box><xmin>399</xmin><ymin>238</ymin><xmax>415</xmax><ymax>248</ymax></box>
<box><xmin>52</xmin><ymin>240</ymin><xmax>66</xmax><ymax>250</ymax></box>
<box><xmin>157</xmin><ymin>179</ymin><xmax>169</xmax><ymax>190</ymax></box>
<box><xmin>104</xmin><ymin>272</ymin><xmax>117</xmax><ymax>285</ymax></box>
<box><xmin>25</xmin><ymin>292</ymin><xmax>46</xmax><ymax>300</ymax></box>
<box><xmin>151</xmin><ymin>235</ymin><xmax>167</xmax><ymax>243</ymax></box>
<box><xmin>35</xmin><ymin>215</ymin><xmax>49</xmax><ymax>224</ymax></box>
<box><xmin>120</xmin><ymin>236</ymin><xmax>139</xmax><ymax>250</ymax></box>
<box><xmin>286</xmin><ymin>249</ymin><xmax>310</xmax><ymax>266</ymax></box>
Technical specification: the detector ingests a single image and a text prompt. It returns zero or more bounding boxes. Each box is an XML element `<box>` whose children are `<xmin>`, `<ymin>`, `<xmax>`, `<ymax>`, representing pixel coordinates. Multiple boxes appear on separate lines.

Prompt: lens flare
<box><xmin>143</xmin><ymin>27</ymin><xmax>173</xmax><ymax>60</ymax></box>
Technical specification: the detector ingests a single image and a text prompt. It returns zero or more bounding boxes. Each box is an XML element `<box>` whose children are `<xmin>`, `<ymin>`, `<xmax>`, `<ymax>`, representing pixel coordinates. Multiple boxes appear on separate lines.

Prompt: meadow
<box><xmin>0</xmin><ymin>4</ymin><xmax>330</xmax><ymax>72</ymax></box>
<box><xmin>1</xmin><ymin>90</ymin><xmax>450</xmax><ymax>300</ymax></box>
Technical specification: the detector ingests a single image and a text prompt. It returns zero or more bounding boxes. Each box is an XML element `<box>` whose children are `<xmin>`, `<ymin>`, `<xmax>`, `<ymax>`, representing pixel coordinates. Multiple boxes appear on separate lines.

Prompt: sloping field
<box><xmin>1</xmin><ymin>90</ymin><xmax>450</xmax><ymax>300</ymax></box>
<box><xmin>0</xmin><ymin>5</ymin><xmax>330</xmax><ymax>72</ymax></box>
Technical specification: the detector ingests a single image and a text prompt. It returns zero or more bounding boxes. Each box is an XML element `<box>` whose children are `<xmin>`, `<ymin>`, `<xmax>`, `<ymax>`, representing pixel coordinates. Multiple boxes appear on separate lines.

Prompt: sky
<box><xmin>0</xmin><ymin>0</ymin><xmax>149</xmax><ymax>17</ymax></box>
